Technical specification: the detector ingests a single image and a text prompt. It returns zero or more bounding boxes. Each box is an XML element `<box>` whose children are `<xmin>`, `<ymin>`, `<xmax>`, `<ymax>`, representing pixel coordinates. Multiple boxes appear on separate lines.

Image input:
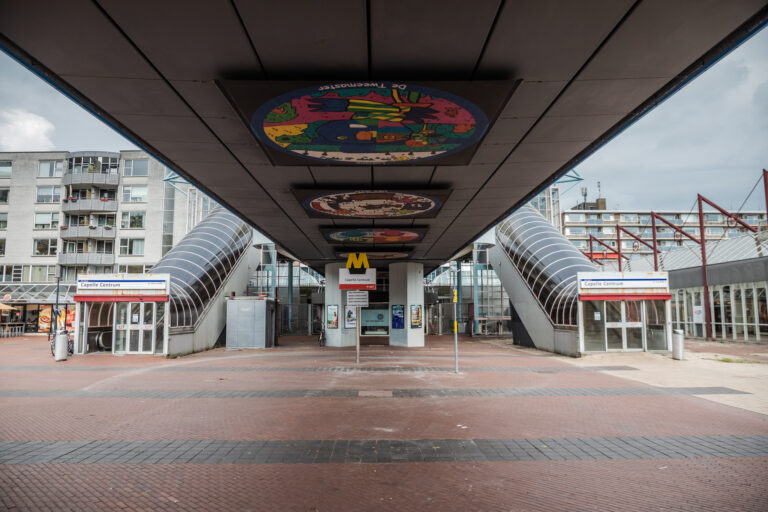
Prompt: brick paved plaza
<box><xmin>1</xmin><ymin>335</ymin><xmax>767</xmax><ymax>511</ymax></box>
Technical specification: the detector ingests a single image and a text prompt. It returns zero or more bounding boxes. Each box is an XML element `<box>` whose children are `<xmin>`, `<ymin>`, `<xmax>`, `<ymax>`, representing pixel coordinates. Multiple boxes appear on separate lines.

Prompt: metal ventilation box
<box><xmin>225</xmin><ymin>297</ymin><xmax>276</xmax><ymax>349</ymax></box>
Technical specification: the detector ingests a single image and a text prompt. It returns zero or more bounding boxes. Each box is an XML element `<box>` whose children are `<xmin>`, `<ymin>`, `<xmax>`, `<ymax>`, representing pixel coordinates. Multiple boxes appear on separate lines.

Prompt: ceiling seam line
<box><xmin>89</xmin><ymin>0</ymin><xmax>323</xmax><ymax>258</ymax></box>
<box><xmin>471</xmin><ymin>0</ymin><xmax>506</xmax><ymax>80</ymax></box>
<box><xmin>366</xmin><ymin>0</ymin><xmax>373</xmax><ymax>80</ymax></box>
<box><xmin>0</xmin><ymin>34</ymin><xmax>288</xmax><ymax>254</ymax></box>
<box><xmin>423</xmin><ymin>0</ymin><xmax>643</xmax><ymax>259</ymax></box>
<box><xmin>229</xmin><ymin>0</ymin><xmax>268</xmax><ymax>80</ymax></box>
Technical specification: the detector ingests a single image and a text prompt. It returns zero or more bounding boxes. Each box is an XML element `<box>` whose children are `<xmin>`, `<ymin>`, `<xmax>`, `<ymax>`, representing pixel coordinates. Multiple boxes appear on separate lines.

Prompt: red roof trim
<box><xmin>74</xmin><ymin>295</ymin><xmax>169</xmax><ymax>303</ymax></box>
<box><xmin>580</xmin><ymin>294</ymin><xmax>672</xmax><ymax>301</ymax></box>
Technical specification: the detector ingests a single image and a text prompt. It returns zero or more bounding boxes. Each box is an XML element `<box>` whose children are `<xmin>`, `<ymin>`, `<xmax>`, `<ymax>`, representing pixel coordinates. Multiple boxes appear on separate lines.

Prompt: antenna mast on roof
<box><xmin>597</xmin><ymin>181</ymin><xmax>602</xmax><ymax>199</ymax></box>
<box><xmin>580</xmin><ymin>187</ymin><xmax>588</xmax><ymax>210</ymax></box>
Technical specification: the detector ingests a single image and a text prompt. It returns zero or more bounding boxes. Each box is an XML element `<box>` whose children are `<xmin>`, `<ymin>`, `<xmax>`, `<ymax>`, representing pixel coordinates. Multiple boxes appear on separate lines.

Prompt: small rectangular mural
<box><xmin>327</xmin><ymin>305</ymin><xmax>339</xmax><ymax>329</ymax></box>
<box><xmin>293</xmin><ymin>189</ymin><xmax>451</xmax><ymax>219</ymax></box>
<box><xmin>392</xmin><ymin>305</ymin><xmax>405</xmax><ymax>329</ymax></box>
<box><xmin>321</xmin><ymin>226</ymin><xmax>427</xmax><ymax>245</ymax></box>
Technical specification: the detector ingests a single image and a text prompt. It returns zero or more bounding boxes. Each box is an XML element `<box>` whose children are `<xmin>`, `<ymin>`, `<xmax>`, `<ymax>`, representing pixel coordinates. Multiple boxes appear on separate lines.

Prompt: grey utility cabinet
<box><xmin>225</xmin><ymin>297</ymin><xmax>275</xmax><ymax>349</ymax></box>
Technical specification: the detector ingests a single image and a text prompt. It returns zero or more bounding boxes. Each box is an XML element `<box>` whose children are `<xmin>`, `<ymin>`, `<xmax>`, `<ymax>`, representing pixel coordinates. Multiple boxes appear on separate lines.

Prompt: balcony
<box><xmin>58</xmin><ymin>253</ymin><xmax>115</xmax><ymax>266</ymax></box>
<box><xmin>61</xmin><ymin>199</ymin><xmax>117</xmax><ymax>214</ymax></box>
<box><xmin>62</xmin><ymin>172</ymin><xmax>119</xmax><ymax>189</ymax></box>
<box><xmin>59</xmin><ymin>225</ymin><xmax>116</xmax><ymax>240</ymax></box>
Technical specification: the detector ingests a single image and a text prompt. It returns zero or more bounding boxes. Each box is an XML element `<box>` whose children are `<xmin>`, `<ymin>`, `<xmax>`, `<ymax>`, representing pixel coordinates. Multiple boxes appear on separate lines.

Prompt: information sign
<box><xmin>346</xmin><ymin>290</ymin><xmax>369</xmax><ymax>308</ymax></box>
<box><xmin>339</xmin><ymin>268</ymin><xmax>376</xmax><ymax>290</ymax></box>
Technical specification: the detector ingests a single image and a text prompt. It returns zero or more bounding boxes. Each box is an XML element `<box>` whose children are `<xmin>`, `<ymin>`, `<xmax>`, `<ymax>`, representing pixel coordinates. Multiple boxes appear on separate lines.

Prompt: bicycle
<box><xmin>318</xmin><ymin>326</ymin><xmax>325</xmax><ymax>347</ymax></box>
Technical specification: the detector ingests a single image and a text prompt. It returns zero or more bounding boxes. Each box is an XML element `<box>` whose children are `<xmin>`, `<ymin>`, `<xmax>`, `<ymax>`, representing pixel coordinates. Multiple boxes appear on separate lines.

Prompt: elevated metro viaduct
<box><xmin>2</xmin><ymin>1</ymin><xmax>767</xmax><ymax>348</ymax></box>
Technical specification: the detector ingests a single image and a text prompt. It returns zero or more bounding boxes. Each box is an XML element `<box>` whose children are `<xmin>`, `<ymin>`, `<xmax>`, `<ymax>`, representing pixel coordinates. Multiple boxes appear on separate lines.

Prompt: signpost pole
<box><xmin>356</xmin><ymin>306</ymin><xmax>360</xmax><ymax>364</ymax></box>
<box><xmin>453</xmin><ymin>287</ymin><xmax>459</xmax><ymax>373</ymax></box>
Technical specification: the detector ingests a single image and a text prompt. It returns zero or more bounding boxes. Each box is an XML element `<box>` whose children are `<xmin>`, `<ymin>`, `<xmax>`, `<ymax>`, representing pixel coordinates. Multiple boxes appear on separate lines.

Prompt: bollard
<box><xmin>54</xmin><ymin>331</ymin><xmax>69</xmax><ymax>361</ymax></box>
<box><xmin>672</xmin><ymin>329</ymin><xmax>684</xmax><ymax>360</ymax></box>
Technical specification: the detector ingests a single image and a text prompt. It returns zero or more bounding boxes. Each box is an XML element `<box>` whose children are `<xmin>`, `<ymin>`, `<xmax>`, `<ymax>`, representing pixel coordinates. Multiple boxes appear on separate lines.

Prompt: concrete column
<box><xmin>323</xmin><ymin>263</ymin><xmax>357</xmax><ymax>347</ymax></box>
<box><xmin>389</xmin><ymin>262</ymin><xmax>424</xmax><ymax>347</ymax></box>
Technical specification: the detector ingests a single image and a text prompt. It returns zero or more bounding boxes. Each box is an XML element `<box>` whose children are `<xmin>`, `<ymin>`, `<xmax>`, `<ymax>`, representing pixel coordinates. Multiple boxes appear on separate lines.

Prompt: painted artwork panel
<box><xmin>392</xmin><ymin>305</ymin><xmax>405</xmax><ymax>329</ymax></box>
<box><xmin>327</xmin><ymin>305</ymin><xmax>339</xmax><ymax>329</ymax></box>
<box><xmin>294</xmin><ymin>189</ymin><xmax>450</xmax><ymax>219</ymax></box>
<box><xmin>336</xmin><ymin>250</ymin><xmax>412</xmax><ymax>260</ymax></box>
<box><xmin>251</xmin><ymin>83</ymin><xmax>489</xmax><ymax>164</ymax></box>
<box><xmin>322</xmin><ymin>227</ymin><xmax>426</xmax><ymax>244</ymax></box>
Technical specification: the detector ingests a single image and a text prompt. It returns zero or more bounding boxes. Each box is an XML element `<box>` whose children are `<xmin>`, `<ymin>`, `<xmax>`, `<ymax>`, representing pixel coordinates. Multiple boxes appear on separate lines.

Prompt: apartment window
<box><xmin>38</xmin><ymin>160</ymin><xmax>64</xmax><ymax>177</ymax></box>
<box><xmin>95</xmin><ymin>240</ymin><xmax>114</xmax><ymax>254</ymax></box>
<box><xmin>30</xmin><ymin>265</ymin><xmax>56</xmax><ymax>282</ymax></box>
<box><xmin>96</xmin><ymin>215</ymin><xmax>115</xmax><ymax>227</ymax></box>
<box><xmin>683</xmin><ymin>227</ymin><xmax>700</xmax><ymax>235</ymax></box>
<box><xmin>118</xmin><ymin>264</ymin><xmax>151</xmax><ymax>273</ymax></box>
<box><xmin>0</xmin><ymin>187</ymin><xmax>8</xmax><ymax>205</ymax></box>
<box><xmin>34</xmin><ymin>213</ymin><xmax>60</xmax><ymax>229</ymax></box>
<box><xmin>601</xmin><ymin>213</ymin><xmax>614</xmax><ymax>221</ymax></box>
<box><xmin>33</xmin><ymin>239</ymin><xmax>57</xmax><ymax>256</ymax></box>
<box><xmin>92</xmin><ymin>265</ymin><xmax>114</xmax><ymax>274</ymax></box>
<box><xmin>62</xmin><ymin>266</ymin><xmax>87</xmax><ymax>281</ymax></box>
<box><xmin>0</xmin><ymin>239</ymin><xmax>4</xmax><ymax>256</ymax></box>
<box><xmin>638</xmin><ymin>214</ymin><xmax>651</xmax><ymax>224</ymax></box>
<box><xmin>122</xmin><ymin>185</ymin><xmax>147</xmax><ymax>202</ymax></box>
<box><xmin>36</xmin><ymin>186</ymin><xmax>61</xmax><ymax>203</ymax></box>
<box><xmin>705</xmin><ymin>213</ymin><xmax>722</xmax><ymax>223</ymax></box>
<box><xmin>65</xmin><ymin>241</ymin><xmax>86</xmax><ymax>254</ymax></box>
<box><xmin>0</xmin><ymin>162</ymin><xmax>11</xmax><ymax>178</ymax></box>
<box><xmin>706</xmin><ymin>227</ymin><xmax>724</xmax><ymax>236</ymax></box>
<box><xmin>99</xmin><ymin>189</ymin><xmax>116</xmax><ymax>201</ymax></box>
<box><xmin>620</xmin><ymin>214</ymin><xmax>638</xmax><ymax>223</ymax></box>
<box><xmin>603</xmin><ymin>226</ymin><xmax>616</xmax><ymax>235</ymax></box>
<box><xmin>0</xmin><ymin>213</ymin><xmax>7</xmax><ymax>230</ymax></box>
<box><xmin>120</xmin><ymin>238</ymin><xmax>144</xmax><ymax>256</ymax></box>
<box><xmin>564</xmin><ymin>213</ymin><xmax>585</xmax><ymax>223</ymax></box>
<box><xmin>123</xmin><ymin>159</ymin><xmax>149</xmax><ymax>176</ymax></box>
<box><xmin>121</xmin><ymin>211</ymin><xmax>145</xmax><ymax>229</ymax></box>
<box><xmin>565</xmin><ymin>227</ymin><xmax>586</xmax><ymax>236</ymax></box>
<box><xmin>66</xmin><ymin>215</ymin><xmax>89</xmax><ymax>227</ymax></box>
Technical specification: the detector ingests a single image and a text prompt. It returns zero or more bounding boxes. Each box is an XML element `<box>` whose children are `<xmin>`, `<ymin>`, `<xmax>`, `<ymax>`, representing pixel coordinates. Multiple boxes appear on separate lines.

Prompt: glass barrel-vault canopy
<box><xmin>495</xmin><ymin>206</ymin><xmax>596</xmax><ymax>326</ymax></box>
<box><xmin>151</xmin><ymin>207</ymin><xmax>252</xmax><ymax>328</ymax></box>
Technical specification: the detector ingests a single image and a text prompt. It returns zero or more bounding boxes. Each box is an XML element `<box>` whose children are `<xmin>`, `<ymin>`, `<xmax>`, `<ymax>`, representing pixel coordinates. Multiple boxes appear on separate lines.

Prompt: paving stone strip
<box><xmin>0</xmin><ymin>435</ymin><xmax>765</xmax><ymax>464</ymax></box>
<box><xmin>0</xmin><ymin>386</ymin><xmax>747</xmax><ymax>399</ymax></box>
<box><xmin>0</xmin><ymin>364</ymin><xmax>638</xmax><ymax>373</ymax></box>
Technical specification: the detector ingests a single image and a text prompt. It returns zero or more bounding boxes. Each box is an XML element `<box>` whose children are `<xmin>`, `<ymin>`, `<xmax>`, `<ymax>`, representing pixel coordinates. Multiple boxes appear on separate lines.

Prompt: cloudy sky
<box><xmin>0</xmin><ymin>25</ymin><xmax>766</xmax><ymax>212</ymax></box>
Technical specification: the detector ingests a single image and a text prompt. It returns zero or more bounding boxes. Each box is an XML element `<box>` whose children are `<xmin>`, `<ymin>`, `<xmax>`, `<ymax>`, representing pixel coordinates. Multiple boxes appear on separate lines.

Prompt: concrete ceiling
<box><xmin>1</xmin><ymin>0</ymin><xmax>766</xmax><ymax>272</ymax></box>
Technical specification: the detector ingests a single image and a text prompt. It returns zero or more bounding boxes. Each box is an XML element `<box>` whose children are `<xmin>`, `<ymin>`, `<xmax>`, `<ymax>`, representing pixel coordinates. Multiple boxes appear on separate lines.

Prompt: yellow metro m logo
<box><xmin>346</xmin><ymin>252</ymin><xmax>369</xmax><ymax>271</ymax></box>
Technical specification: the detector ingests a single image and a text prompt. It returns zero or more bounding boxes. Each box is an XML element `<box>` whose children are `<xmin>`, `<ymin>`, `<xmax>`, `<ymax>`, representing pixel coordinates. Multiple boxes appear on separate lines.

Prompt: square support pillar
<box><xmin>323</xmin><ymin>263</ymin><xmax>357</xmax><ymax>347</ymax></box>
<box><xmin>389</xmin><ymin>262</ymin><xmax>424</xmax><ymax>347</ymax></box>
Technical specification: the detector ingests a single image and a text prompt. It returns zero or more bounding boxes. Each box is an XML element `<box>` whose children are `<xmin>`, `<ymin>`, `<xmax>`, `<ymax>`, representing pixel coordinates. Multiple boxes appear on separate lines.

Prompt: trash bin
<box><xmin>672</xmin><ymin>329</ymin><xmax>684</xmax><ymax>360</ymax></box>
<box><xmin>54</xmin><ymin>331</ymin><xmax>68</xmax><ymax>361</ymax></box>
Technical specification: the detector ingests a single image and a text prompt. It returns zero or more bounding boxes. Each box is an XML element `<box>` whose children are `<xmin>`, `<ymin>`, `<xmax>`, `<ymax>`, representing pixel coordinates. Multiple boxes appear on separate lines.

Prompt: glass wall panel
<box><xmin>734</xmin><ymin>288</ymin><xmax>744</xmax><ymax>337</ymax></box>
<box><xmin>645</xmin><ymin>300</ymin><xmax>667</xmax><ymax>350</ymax></box>
<box><xmin>745</xmin><ymin>287</ymin><xmax>755</xmax><ymax>337</ymax></box>
<box><xmin>625</xmin><ymin>301</ymin><xmax>643</xmax><ymax>349</ymax></box>
<box><xmin>758</xmin><ymin>287</ymin><xmax>768</xmax><ymax>337</ymax></box>
<box><xmin>606</xmin><ymin>301</ymin><xmax>623</xmax><ymax>350</ymax></box>
<box><xmin>712</xmin><ymin>289</ymin><xmax>721</xmax><ymax>338</ymax></box>
<box><xmin>722</xmin><ymin>286</ymin><xmax>733</xmax><ymax>338</ymax></box>
<box><xmin>114</xmin><ymin>303</ymin><xmax>128</xmax><ymax>352</ymax></box>
<box><xmin>154</xmin><ymin>306</ymin><xmax>165</xmax><ymax>355</ymax></box>
<box><xmin>582</xmin><ymin>301</ymin><xmax>605</xmax><ymax>351</ymax></box>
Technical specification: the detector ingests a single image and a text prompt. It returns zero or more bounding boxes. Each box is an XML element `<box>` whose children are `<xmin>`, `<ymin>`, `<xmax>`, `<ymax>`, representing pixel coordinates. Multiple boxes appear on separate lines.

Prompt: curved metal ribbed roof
<box><xmin>151</xmin><ymin>207</ymin><xmax>252</xmax><ymax>328</ymax></box>
<box><xmin>496</xmin><ymin>206</ymin><xmax>596</xmax><ymax>326</ymax></box>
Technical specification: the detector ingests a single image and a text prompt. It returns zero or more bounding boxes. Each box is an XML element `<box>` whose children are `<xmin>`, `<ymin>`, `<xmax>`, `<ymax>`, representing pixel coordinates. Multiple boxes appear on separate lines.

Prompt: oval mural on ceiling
<box><xmin>304</xmin><ymin>191</ymin><xmax>442</xmax><ymax>218</ymax></box>
<box><xmin>337</xmin><ymin>251</ymin><xmax>411</xmax><ymax>260</ymax></box>
<box><xmin>326</xmin><ymin>228</ymin><xmax>423</xmax><ymax>244</ymax></box>
<box><xmin>251</xmin><ymin>83</ymin><xmax>488</xmax><ymax>164</ymax></box>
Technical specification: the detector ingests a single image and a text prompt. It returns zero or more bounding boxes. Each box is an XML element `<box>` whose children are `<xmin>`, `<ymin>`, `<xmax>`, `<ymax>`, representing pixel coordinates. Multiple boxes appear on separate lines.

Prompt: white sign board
<box><xmin>578</xmin><ymin>271</ymin><xmax>669</xmax><ymax>295</ymax></box>
<box><xmin>339</xmin><ymin>268</ymin><xmax>377</xmax><ymax>290</ymax></box>
<box><xmin>76</xmin><ymin>273</ymin><xmax>170</xmax><ymax>297</ymax></box>
<box><xmin>346</xmin><ymin>290</ymin><xmax>369</xmax><ymax>308</ymax></box>
<box><xmin>692</xmin><ymin>305</ymin><xmax>704</xmax><ymax>323</ymax></box>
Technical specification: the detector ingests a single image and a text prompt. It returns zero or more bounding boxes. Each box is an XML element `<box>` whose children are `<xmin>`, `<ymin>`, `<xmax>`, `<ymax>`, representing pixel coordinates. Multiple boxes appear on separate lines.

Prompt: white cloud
<box><xmin>0</xmin><ymin>108</ymin><xmax>55</xmax><ymax>151</ymax></box>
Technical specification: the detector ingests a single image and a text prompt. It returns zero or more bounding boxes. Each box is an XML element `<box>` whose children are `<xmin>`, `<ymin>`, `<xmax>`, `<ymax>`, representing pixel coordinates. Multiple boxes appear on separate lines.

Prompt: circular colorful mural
<box><xmin>251</xmin><ymin>82</ymin><xmax>488</xmax><ymax>163</ymax></box>
<box><xmin>337</xmin><ymin>252</ymin><xmax>411</xmax><ymax>260</ymax></box>
<box><xmin>305</xmin><ymin>190</ymin><xmax>441</xmax><ymax>218</ymax></box>
<box><xmin>326</xmin><ymin>228</ymin><xmax>423</xmax><ymax>244</ymax></box>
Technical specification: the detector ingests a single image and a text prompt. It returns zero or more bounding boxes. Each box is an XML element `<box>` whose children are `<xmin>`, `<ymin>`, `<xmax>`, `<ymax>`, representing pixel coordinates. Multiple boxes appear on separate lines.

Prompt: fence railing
<box><xmin>0</xmin><ymin>323</ymin><xmax>25</xmax><ymax>338</ymax></box>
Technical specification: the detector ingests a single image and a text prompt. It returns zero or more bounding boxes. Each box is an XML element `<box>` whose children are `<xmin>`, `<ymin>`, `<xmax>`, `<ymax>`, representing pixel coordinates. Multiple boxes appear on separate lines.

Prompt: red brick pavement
<box><xmin>1</xmin><ymin>335</ymin><xmax>767</xmax><ymax>510</ymax></box>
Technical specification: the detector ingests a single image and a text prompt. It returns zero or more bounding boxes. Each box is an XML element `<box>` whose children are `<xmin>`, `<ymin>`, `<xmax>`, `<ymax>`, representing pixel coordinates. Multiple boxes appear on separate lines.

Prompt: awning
<box><xmin>74</xmin><ymin>295</ymin><xmax>169</xmax><ymax>302</ymax></box>
<box><xmin>579</xmin><ymin>294</ymin><xmax>672</xmax><ymax>301</ymax></box>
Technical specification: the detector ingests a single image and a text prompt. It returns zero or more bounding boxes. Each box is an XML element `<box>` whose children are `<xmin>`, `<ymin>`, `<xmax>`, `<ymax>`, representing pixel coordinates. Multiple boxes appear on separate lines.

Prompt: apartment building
<box><xmin>561</xmin><ymin>208</ymin><xmax>767</xmax><ymax>256</ymax></box>
<box><xmin>0</xmin><ymin>150</ymin><xmax>217</xmax><ymax>332</ymax></box>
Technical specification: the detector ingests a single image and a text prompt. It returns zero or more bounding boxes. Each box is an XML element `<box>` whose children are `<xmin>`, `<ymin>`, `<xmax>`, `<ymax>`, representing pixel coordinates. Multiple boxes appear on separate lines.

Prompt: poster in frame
<box><xmin>410</xmin><ymin>304</ymin><xmax>423</xmax><ymax>329</ymax></box>
<box><xmin>392</xmin><ymin>305</ymin><xmax>405</xmax><ymax>329</ymax></box>
<box><xmin>327</xmin><ymin>305</ymin><xmax>339</xmax><ymax>329</ymax></box>
<box><xmin>344</xmin><ymin>305</ymin><xmax>357</xmax><ymax>329</ymax></box>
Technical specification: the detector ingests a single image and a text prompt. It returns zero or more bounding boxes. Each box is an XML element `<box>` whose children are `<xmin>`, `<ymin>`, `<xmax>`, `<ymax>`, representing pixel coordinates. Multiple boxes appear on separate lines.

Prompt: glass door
<box><xmin>604</xmin><ymin>301</ymin><xmax>645</xmax><ymax>351</ymax></box>
<box><xmin>605</xmin><ymin>301</ymin><xmax>623</xmax><ymax>350</ymax></box>
<box><xmin>114</xmin><ymin>302</ymin><xmax>155</xmax><ymax>354</ymax></box>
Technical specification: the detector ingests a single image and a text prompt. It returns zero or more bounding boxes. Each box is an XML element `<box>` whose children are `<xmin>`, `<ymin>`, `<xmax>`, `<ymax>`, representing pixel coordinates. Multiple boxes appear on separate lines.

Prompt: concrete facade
<box><xmin>0</xmin><ymin>150</ymin><xmax>216</xmax><ymax>283</ymax></box>
<box><xmin>323</xmin><ymin>262</ymin><xmax>357</xmax><ymax>348</ymax></box>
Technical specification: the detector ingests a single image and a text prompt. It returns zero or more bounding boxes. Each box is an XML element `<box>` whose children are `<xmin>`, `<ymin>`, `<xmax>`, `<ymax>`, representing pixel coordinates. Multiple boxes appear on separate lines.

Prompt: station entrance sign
<box><xmin>339</xmin><ymin>252</ymin><xmax>376</xmax><ymax>290</ymax></box>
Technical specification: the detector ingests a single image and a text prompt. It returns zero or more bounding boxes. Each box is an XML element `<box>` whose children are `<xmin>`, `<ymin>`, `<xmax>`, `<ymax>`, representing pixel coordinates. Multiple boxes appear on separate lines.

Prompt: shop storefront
<box><xmin>73</xmin><ymin>273</ymin><xmax>170</xmax><ymax>355</ymax></box>
<box><xmin>577</xmin><ymin>272</ymin><xmax>672</xmax><ymax>352</ymax></box>
<box><xmin>0</xmin><ymin>283</ymin><xmax>77</xmax><ymax>334</ymax></box>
